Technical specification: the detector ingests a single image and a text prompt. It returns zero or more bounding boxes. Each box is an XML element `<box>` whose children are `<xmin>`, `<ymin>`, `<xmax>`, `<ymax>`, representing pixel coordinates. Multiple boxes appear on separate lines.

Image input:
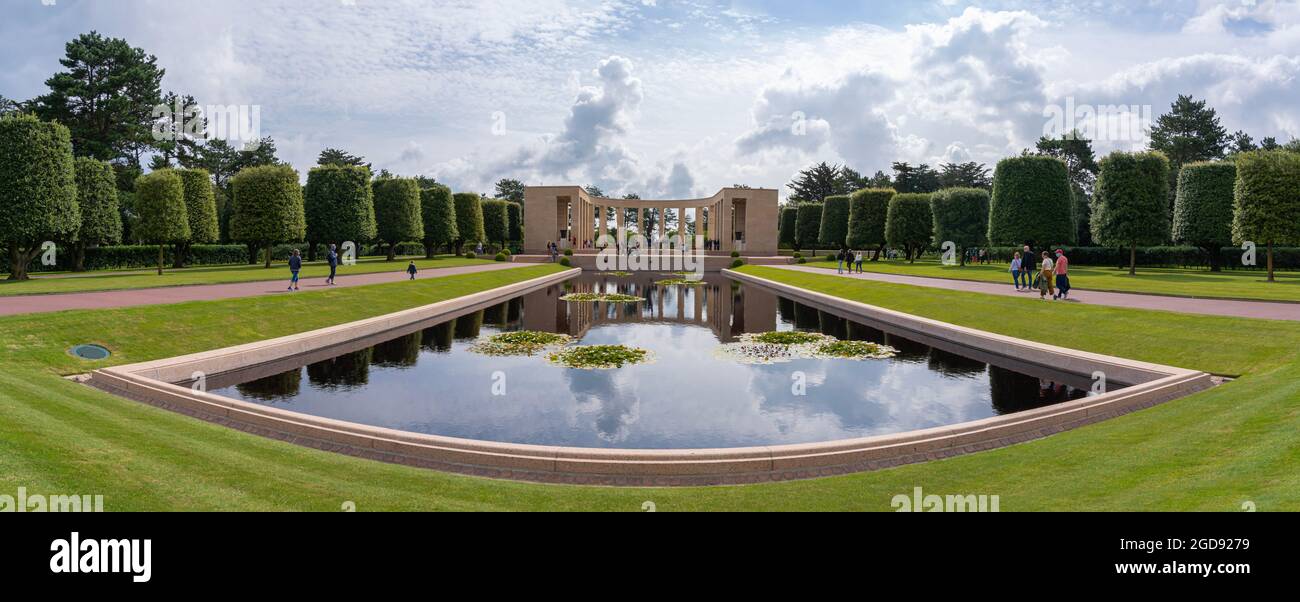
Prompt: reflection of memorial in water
<box><xmin>235</xmin><ymin>367</ymin><xmax>302</xmax><ymax>402</ymax></box>
<box><xmin>521</xmin><ymin>273</ymin><xmax>775</xmax><ymax>342</ymax></box>
<box><xmin>989</xmin><ymin>365</ymin><xmax>1088</xmax><ymax>414</ymax></box>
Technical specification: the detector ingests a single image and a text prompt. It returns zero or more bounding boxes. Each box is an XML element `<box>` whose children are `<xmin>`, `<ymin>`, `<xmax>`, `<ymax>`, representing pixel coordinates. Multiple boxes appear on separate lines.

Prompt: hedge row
<box><xmin>23</xmin><ymin>242</ymin><xmax>441</xmax><ymax>272</ymax></box>
<box><xmin>971</xmin><ymin>245</ymin><xmax>1300</xmax><ymax>270</ymax></box>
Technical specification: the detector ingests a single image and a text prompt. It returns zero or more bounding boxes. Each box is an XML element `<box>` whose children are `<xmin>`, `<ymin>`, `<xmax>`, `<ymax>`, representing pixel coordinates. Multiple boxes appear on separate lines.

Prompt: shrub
<box><xmin>372</xmin><ymin>177</ymin><xmax>424</xmax><ymax>261</ymax></box>
<box><xmin>452</xmin><ymin>192</ymin><xmax>486</xmax><ymax>254</ymax></box>
<box><xmin>885</xmin><ymin>192</ymin><xmax>933</xmax><ymax>263</ymax></box>
<box><xmin>559</xmin><ymin>256</ymin><xmax>571</xmax><ymax>267</ymax></box>
<box><xmin>930</xmin><ymin>187</ymin><xmax>989</xmax><ymax>265</ymax></box>
<box><xmin>0</xmin><ymin>114</ymin><xmax>79</xmax><ymax>280</ymax></box>
<box><xmin>818</xmin><ymin>194</ymin><xmax>851</xmax><ymax>247</ymax></box>
<box><xmin>1172</xmin><ymin>161</ymin><xmax>1236</xmax><ymax>271</ymax></box>
<box><xmin>730</xmin><ymin>250</ymin><xmax>740</xmax><ymax>258</ymax></box>
<box><xmin>1232</xmin><ymin>150</ymin><xmax>1300</xmax><ymax>281</ymax></box>
<box><xmin>506</xmin><ymin>201</ymin><xmax>523</xmax><ymax>243</ymax></box>
<box><xmin>1092</xmin><ymin>151</ymin><xmax>1171</xmax><ymax>275</ymax></box>
<box><xmin>796</xmin><ymin>256</ymin><xmax>807</xmax><ymax>264</ymax></box>
<box><xmin>847</xmin><ymin>188</ymin><xmax>893</xmax><ymax>256</ymax></box>
<box><xmin>481</xmin><ymin>198</ymin><xmax>510</xmax><ymax>250</ymax></box>
<box><xmin>988</xmin><ymin>155</ymin><xmax>1074</xmax><ymax>248</ymax></box>
<box><xmin>564</xmin><ymin>248</ymin><xmax>573</xmax><ymax>256</ymax></box>
<box><xmin>731</xmin><ymin>258</ymin><xmax>744</xmax><ymax>268</ymax></box>
<box><xmin>173</xmin><ymin>168</ymin><xmax>219</xmax><ymax>267</ymax></box>
<box><xmin>792</xmin><ymin>252</ymin><xmax>802</xmax><ymax>259</ymax></box>
<box><xmin>825</xmin><ymin>253</ymin><xmax>836</xmax><ymax>262</ymax></box>
<box><xmin>778</xmin><ymin>205</ymin><xmax>799</xmax><ymax>249</ymax></box>
<box><xmin>70</xmin><ymin>157</ymin><xmax>122</xmax><ymax>271</ymax></box>
<box><xmin>465</xmin><ymin>252</ymin><xmax>477</xmax><ymax>259</ymax></box>
<box><xmin>417</xmin><ymin>183</ymin><xmax>457</xmax><ymax>259</ymax></box>
<box><xmin>230</xmin><ymin>164</ymin><xmax>306</xmax><ymax>267</ymax></box>
<box><xmin>305</xmin><ymin>164</ymin><xmax>376</xmax><ymax>256</ymax></box>
<box><xmin>494</xmin><ymin>252</ymin><xmax>507</xmax><ymax>262</ymax></box>
<box><xmin>794</xmin><ymin>202</ymin><xmax>822</xmax><ymax>251</ymax></box>
<box><xmin>134</xmin><ymin>169</ymin><xmax>190</xmax><ymax>275</ymax></box>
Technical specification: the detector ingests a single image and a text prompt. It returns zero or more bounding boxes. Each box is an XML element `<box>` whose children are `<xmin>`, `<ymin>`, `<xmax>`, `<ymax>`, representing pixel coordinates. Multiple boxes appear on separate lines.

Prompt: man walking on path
<box><xmin>836</xmin><ymin>248</ymin><xmax>845</xmax><ymax>274</ymax></box>
<box><xmin>1054</xmin><ymin>249</ymin><xmax>1071</xmax><ymax>300</ymax></box>
<box><xmin>326</xmin><ymin>244</ymin><xmax>339</xmax><ymax>285</ymax></box>
<box><xmin>288</xmin><ymin>249</ymin><xmax>303</xmax><ymax>291</ymax></box>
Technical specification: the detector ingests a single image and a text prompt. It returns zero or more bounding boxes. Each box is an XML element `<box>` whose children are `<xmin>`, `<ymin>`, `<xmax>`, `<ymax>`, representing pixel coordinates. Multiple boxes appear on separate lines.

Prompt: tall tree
<box><xmin>0</xmin><ymin>115</ymin><xmax>80</xmax><ymax>280</ymax></box>
<box><xmin>229</xmin><ymin>164</ymin><xmax>306</xmax><ymax>268</ymax></box>
<box><xmin>930</xmin><ymin>188</ymin><xmax>990</xmax><ymax>265</ymax></box>
<box><xmin>69</xmin><ymin>157</ymin><xmax>122</xmax><ymax>271</ymax></box>
<box><xmin>1172</xmin><ymin>161</ymin><xmax>1236</xmax><ymax>271</ymax></box>
<box><xmin>305</xmin><ymin>164</ymin><xmax>376</xmax><ymax>258</ymax></box>
<box><xmin>987</xmin><ymin>155</ymin><xmax>1074</xmax><ymax>248</ymax></box>
<box><xmin>494</xmin><ymin>178</ymin><xmax>526</xmax><ymax>203</ymax></box>
<box><xmin>480</xmin><ymin>199</ymin><xmax>510</xmax><ymax>251</ymax></box>
<box><xmin>1091</xmin><ymin>151</ymin><xmax>1171</xmax><ymax>275</ymax></box>
<box><xmin>317</xmin><ymin>148</ymin><xmax>370</xmax><ymax>170</ymax></box>
<box><xmin>818</xmin><ymin>194</ymin><xmax>851</xmax><ymax>248</ymax></box>
<box><xmin>787</xmin><ymin>162</ymin><xmax>853</xmax><ymax>202</ymax></box>
<box><xmin>1232</xmin><ymin>151</ymin><xmax>1300</xmax><ymax>282</ymax></box>
<box><xmin>938</xmin><ymin>162</ymin><xmax>992</xmax><ymax>190</ymax></box>
<box><xmin>891</xmin><ymin>162</ymin><xmax>941</xmax><ymax>193</ymax></box>
<box><xmin>34</xmin><ymin>32</ymin><xmax>165</xmax><ymax>164</ymax></box>
<box><xmin>451</xmin><ymin>192</ymin><xmax>486</xmax><ymax>255</ymax></box>
<box><xmin>885</xmin><ymin>193</ymin><xmax>934</xmax><ymax>262</ymax></box>
<box><xmin>174</xmin><ymin>168</ymin><xmax>219</xmax><ymax>267</ymax></box>
<box><xmin>847</xmin><ymin>188</ymin><xmax>894</xmax><ymax>260</ymax></box>
<box><xmin>133</xmin><ymin>169</ymin><xmax>190</xmax><ymax>276</ymax></box>
<box><xmin>419</xmin><ymin>184</ymin><xmax>457</xmax><ymax>258</ymax></box>
<box><xmin>1228</xmin><ymin>130</ymin><xmax>1257</xmax><ymax>155</ymax></box>
<box><xmin>152</xmin><ymin>91</ymin><xmax>206</xmax><ymax>169</ymax></box>
<box><xmin>1147</xmin><ymin>94</ymin><xmax>1228</xmax><ymax>212</ymax></box>
<box><xmin>1035</xmin><ymin>132</ymin><xmax>1100</xmax><ymax>243</ymax></box>
<box><xmin>371</xmin><ymin>177</ymin><xmax>424</xmax><ymax>261</ymax></box>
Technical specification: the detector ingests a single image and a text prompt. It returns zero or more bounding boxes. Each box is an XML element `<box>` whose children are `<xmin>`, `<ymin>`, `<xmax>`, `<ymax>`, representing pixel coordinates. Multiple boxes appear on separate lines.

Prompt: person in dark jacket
<box><xmin>407</xmin><ymin>260</ymin><xmax>418</xmax><ymax>280</ymax></box>
<box><xmin>326</xmin><ymin>244</ymin><xmax>338</xmax><ymax>285</ymax></box>
<box><xmin>288</xmin><ymin>249</ymin><xmax>303</xmax><ymax>291</ymax></box>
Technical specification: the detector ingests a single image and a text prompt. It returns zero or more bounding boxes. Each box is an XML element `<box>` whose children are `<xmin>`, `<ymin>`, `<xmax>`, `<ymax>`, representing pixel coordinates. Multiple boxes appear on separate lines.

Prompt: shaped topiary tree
<box><xmin>778</xmin><ymin>205</ymin><xmax>798</xmax><ymax>251</ymax></box>
<box><xmin>419</xmin><ymin>183</ymin><xmax>457</xmax><ymax>258</ymax></box>
<box><xmin>452</xmin><ymin>192</ymin><xmax>486</xmax><ymax>255</ymax></box>
<box><xmin>885</xmin><ymin>192</ymin><xmax>933</xmax><ymax>263</ymax></box>
<box><xmin>305</xmin><ymin>164</ymin><xmax>377</xmax><ymax>261</ymax></box>
<box><xmin>372</xmin><ymin>177</ymin><xmax>424</xmax><ymax>261</ymax></box>
<box><xmin>1232</xmin><ymin>150</ymin><xmax>1300</xmax><ymax>282</ymax></box>
<box><xmin>794</xmin><ymin>202</ymin><xmax>822</xmax><ymax>253</ymax></box>
<box><xmin>134</xmin><ymin>169</ymin><xmax>190</xmax><ymax>275</ymax></box>
<box><xmin>987</xmin><ymin>155</ymin><xmax>1074</xmax><ymax>249</ymax></box>
<box><xmin>847</xmin><ymin>188</ymin><xmax>893</xmax><ymax>261</ymax></box>
<box><xmin>818</xmin><ymin>194</ymin><xmax>851</xmax><ymax>249</ymax></box>
<box><xmin>174</xmin><ymin>168</ymin><xmax>219</xmax><ymax>268</ymax></box>
<box><xmin>1172</xmin><ymin>161</ymin><xmax>1236</xmax><ymax>272</ymax></box>
<box><xmin>0</xmin><ymin>114</ymin><xmax>79</xmax><ymax>280</ymax></box>
<box><xmin>1091</xmin><ymin>151</ymin><xmax>1171</xmax><ymax>275</ymax></box>
<box><xmin>70</xmin><ymin>157</ymin><xmax>122</xmax><ymax>272</ymax></box>
<box><xmin>930</xmin><ymin>187</ymin><xmax>989</xmax><ymax>266</ymax></box>
<box><xmin>480</xmin><ymin>198</ymin><xmax>510</xmax><ymax>252</ymax></box>
<box><xmin>230</xmin><ymin>164</ymin><xmax>306</xmax><ymax>268</ymax></box>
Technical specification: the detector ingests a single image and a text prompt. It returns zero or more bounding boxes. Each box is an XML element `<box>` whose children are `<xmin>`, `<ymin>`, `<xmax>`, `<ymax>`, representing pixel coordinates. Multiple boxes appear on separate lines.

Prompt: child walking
<box><xmin>407</xmin><ymin>261</ymin><xmax>418</xmax><ymax>280</ymax></box>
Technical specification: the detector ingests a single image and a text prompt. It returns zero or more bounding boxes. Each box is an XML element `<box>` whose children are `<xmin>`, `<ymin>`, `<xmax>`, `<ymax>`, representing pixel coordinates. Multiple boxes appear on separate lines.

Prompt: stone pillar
<box><xmin>657</xmin><ymin>206</ymin><xmax>666</xmax><ymax>243</ymax></box>
<box><xmin>616</xmin><ymin>206</ymin><xmax>625</xmax><ymax>247</ymax></box>
<box><xmin>597</xmin><ymin>204</ymin><xmax>607</xmax><ymax>245</ymax></box>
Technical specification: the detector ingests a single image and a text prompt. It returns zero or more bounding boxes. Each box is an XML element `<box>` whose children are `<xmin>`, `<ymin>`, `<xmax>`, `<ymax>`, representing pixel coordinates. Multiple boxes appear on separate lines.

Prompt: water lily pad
<box><xmin>546</xmin><ymin>345</ymin><xmax>654</xmax><ymax>369</ymax></box>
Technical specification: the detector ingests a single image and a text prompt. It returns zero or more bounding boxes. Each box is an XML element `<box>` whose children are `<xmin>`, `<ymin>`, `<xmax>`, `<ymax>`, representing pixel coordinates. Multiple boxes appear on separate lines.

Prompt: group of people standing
<box><xmin>1010</xmin><ymin>244</ymin><xmax>1071</xmax><ymax>300</ymax></box>
<box><xmin>835</xmin><ymin>248</ymin><xmax>866</xmax><ymax>274</ymax></box>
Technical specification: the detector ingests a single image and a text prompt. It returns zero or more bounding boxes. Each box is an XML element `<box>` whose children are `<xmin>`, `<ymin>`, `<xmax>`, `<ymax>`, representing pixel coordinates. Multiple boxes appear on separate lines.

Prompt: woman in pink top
<box><xmin>1053</xmin><ymin>249</ymin><xmax>1071</xmax><ymax>300</ymax></box>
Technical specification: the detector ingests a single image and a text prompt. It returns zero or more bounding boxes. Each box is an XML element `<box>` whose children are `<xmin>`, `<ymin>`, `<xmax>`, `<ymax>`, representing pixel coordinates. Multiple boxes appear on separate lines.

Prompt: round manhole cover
<box><xmin>69</xmin><ymin>344</ymin><xmax>111</xmax><ymax>360</ymax></box>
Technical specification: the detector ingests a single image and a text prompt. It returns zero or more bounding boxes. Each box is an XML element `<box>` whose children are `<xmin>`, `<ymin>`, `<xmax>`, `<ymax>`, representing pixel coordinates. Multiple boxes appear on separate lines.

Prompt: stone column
<box><xmin>597</xmin><ymin>204</ymin><xmax>607</xmax><ymax>245</ymax></box>
<box><xmin>657</xmin><ymin>205</ymin><xmax>666</xmax><ymax>243</ymax></box>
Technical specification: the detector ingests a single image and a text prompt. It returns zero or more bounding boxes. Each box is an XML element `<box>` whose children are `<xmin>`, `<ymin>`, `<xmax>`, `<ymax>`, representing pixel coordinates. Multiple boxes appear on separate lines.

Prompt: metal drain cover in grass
<box><xmin>69</xmin><ymin>344</ymin><xmax>110</xmax><ymax>360</ymax></box>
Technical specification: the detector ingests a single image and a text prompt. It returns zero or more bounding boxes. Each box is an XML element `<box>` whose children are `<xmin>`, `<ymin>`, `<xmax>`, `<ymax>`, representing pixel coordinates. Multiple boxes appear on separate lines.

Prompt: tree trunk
<box><xmin>872</xmin><ymin>245</ymin><xmax>882</xmax><ymax>261</ymax></box>
<box><xmin>1268</xmin><ymin>242</ymin><xmax>1275</xmax><ymax>283</ymax></box>
<box><xmin>308</xmin><ymin>242</ymin><xmax>317</xmax><ymax>262</ymax></box>
<box><xmin>424</xmin><ymin>239</ymin><xmax>434</xmax><ymax>260</ymax></box>
<box><xmin>264</xmin><ymin>244</ymin><xmax>273</xmax><ymax>268</ymax></box>
<box><xmin>1207</xmin><ymin>245</ymin><xmax>1222</xmax><ymax>272</ymax></box>
<box><xmin>157</xmin><ymin>244</ymin><xmax>164</xmax><ymax>276</ymax></box>
<box><xmin>73</xmin><ymin>241</ymin><xmax>87</xmax><ymax>272</ymax></box>
<box><xmin>1129</xmin><ymin>244</ymin><xmax>1136</xmax><ymax>276</ymax></box>
<box><xmin>173</xmin><ymin>242</ymin><xmax>186</xmax><ymax>269</ymax></box>
<box><xmin>386</xmin><ymin>242</ymin><xmax>396</xmax><ymax>262</ymax></box>
<box><xmin>8</xmin><ymin>245</ymin><xmax>32</xmax><ymax>281</ymax></box>
<box><xmin>247</xmin><ymin>243</ymin><xmax>258</xmax><ymax>265</ymax></box>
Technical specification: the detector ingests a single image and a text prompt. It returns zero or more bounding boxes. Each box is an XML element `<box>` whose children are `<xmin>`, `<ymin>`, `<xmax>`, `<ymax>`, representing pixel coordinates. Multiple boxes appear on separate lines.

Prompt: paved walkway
<box><xmin>770</xmin><ymin>264</ymin><xmax>1300</xmax><ymax>321</ymax></box>
<box><xmin>0</xmin><ymin>262</ymin><xmax>529</xmax><ymax>317</ymax></box>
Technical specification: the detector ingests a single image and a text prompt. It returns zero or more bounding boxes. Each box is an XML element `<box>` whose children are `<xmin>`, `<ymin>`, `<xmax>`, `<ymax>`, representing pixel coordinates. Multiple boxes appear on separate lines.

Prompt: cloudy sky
<box><xmin>3</xmin><ymin>0</ymin><xmax>1298</xmax><ymax>199</ymax></box>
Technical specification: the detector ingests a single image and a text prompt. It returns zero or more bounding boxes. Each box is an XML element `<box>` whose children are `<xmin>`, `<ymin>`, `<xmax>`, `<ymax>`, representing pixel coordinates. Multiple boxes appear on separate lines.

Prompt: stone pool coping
<box><xmin>89</xmin><ymin>266</ymin><xmax>1214</xmax><ymax>487</ymax></box>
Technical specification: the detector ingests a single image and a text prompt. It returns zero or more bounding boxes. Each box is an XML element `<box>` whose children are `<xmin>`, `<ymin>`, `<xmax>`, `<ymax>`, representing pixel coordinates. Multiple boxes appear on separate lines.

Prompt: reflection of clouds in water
<box><xmin>565</xmin><ymin>365</ymin><xmax>640</xmax><ymax>444</ymax></box>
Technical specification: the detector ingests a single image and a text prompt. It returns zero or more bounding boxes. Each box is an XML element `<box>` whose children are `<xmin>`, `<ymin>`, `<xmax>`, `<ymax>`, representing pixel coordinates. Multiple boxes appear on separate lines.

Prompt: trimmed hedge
<box><xmin>778</xmin><ymin>205</ymin><xmax>798</xmax><ymax>249</ymax></box>
<box><xmin>0</xmin><ymin>114</ymin><xmax>79</xmax><ymax>280</ymax></box>
<box><xmin>818</xmin><ymin>194</ymin><xmax>851</xmax><ymax>247</ymax></box>
<box><xmin>481</xmin><ymin>198</ymin><xmax>510</xmax><ymax>248</ymax></box>
<box><xmin>23</xmin><ymin>241</ymin><xmax>440</xmax><ymax>273</ymax></box>
<box><xmin>72</xmin><ymin>157</ymin><xmax>123</xmax><ymax>247</ymax></box>
<box><xmin>974</xmin><ymin>245</ymin><xmax>1300</xmax><ymax>270</ymax></box>
<box><xmin>1172</xmin><ymin>161</ymin><xmax>1236</xmax><ymax>269</ymax></box>
<box><xmin>134</xmin><ymin>169</ymin><xmax>190</xmax><ymax>244</ymax></box>
<box><xmin>178</xmin><ymin>168</ymin><xmax>219</xmax><ymax>244</ymax></box>
<box><xmin>930</xmin><ymin>187</ymin><xmax>989</xmax><ymax>260</ymax></box>
<box><xmin>305</xmin><ymin>164</ymin><xmax>377</xmax><ymax>250</ymax></box>
<box><xmin>1092</xmin><ymin>151</ymin><xmax>1170</xmax><ymax>273</ymax></box>
<box><xmin>988</xmin><ymin>155</ymin><xmax>1074</xmax><ymax>247</ymax></box>
<box><xmin>794</xmin><ymin>202</ymin><xmax>822</xmax><ymax>251</ymax></box>
<box><xmin>230</xmin><ymin>164</ymin><xmax>307</xmax><ymax>266</ymax></box>
<box><xmin>452</xmin><ymin>192</ymin><xmax>486</xmax><ymax>254</ymax></box>
<box><xmin>373</xmin><ymin>177</ymin><xmax>424</xmax><ymax>260</ymax></box>
<box><xmin>419</xmin><ymin>184</ymin><xmax>457</xmax><ymax>258</ymax></box>
<box><xmin>506</xmin><ymin>201</ymin><xmax>523</xmax><ymax>243</ymax></box>
<box><xmin>846</xmin><ymin>188</ymin><xmax>893</xmax><ymax>251</ymax></box>
<box><xmin>1233</xmin><ymin>150</ymin><xmax>1300</xmax><ymax>280</ymax></box>
<box><xmin>885</xmin><ymin>192</ymin><xmax>933</xmax><ymax>262</ymax></box>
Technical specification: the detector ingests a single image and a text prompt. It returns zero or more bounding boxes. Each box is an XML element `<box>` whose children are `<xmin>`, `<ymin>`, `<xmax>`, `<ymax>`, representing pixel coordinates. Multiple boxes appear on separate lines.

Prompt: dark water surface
<box><xmin>211</xmin><ymin>273</ymin><xmax>1098</xmax><ymax>449</ymax></box>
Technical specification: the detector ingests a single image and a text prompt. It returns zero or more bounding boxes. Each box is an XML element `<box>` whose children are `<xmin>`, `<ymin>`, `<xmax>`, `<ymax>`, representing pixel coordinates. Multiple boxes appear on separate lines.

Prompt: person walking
<box><xmin>1053</xmin><ymin>249</ymin><xmax>1071</xmax><ymax>300</ymax></box>
<box><xmin>1010</xmin><ymin>251</ymin><xmax>1023</xmax><ymax>290</ymax></box>
<box><xmin>836</xmin><ymin>248</ymin><xmax>845</xmax><ymax>274</ymax></box>
<box><xmin>325</xmin><ymin>244</ymin><xmax>339</xmax><ymax>285</ymax></box>
<box><xmin>854</xmin><ymin>249</ymin><xmax>864</xmax><ymax>273</ymax></box>
<box><xmin>1022</xmin><ymin>243</ymin><xmax>1036</xmax><ymax>288</ymax></box>
<box><xmin>407</xmin><ymin>260</ymin><xmax>418</xmax><ymax>280</ymax></box>
<box><xmin>1038</xmin><ymin>251</ymin><xmax>1055</xmax><ymax>300</ymax></box>
<box><xmin>288</xmin><ymin>249</ymin><xmax>302</xmax><ymax>291</ymax></box>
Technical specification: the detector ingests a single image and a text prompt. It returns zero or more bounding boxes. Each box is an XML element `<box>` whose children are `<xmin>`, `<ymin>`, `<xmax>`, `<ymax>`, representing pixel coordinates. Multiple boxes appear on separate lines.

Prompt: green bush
<box><xmin>559</xmin><ymin>256</ymin><xmax>571</xmax><ymax>267</ymax></box>
<box><xmin>134</xmin><ymin>169</ymin><xmax>190</xmax><ymax>274</ymax></box>
<box><xmin>481</xmin><ymin>198</ymin><xmax>510</xmax><ymax>249</ymax></box>
<box><xmin>1092</xmin><ymin>151</ymin><xmax>1171</xmax><ymax>274</ymax></box>
<box><xmin>564</xmin><ymin>248</ymin><xmax>573</xmax><ymax>256</ymax></box>
<box><xmin>418</xmin><ymin>184</ymin><xmax>457</xmax><ymax>258</ymax></box>
<box><xmin>230</xmin><ymin>164</ymin><xmax>306</xmax><ymax>267</ymax></box>
<box><xmin>1232</xmin><ymin>150</ymin><xmax>1300</xmax><ymax>281</ymax></box>
<box><xmin>494</xmin><ymin>252</ymin><xmax>507</xmax><ymax>262</ymax></box>
<box><xmin>796</xmin><ymin>256</ymin><xmax>807</xmax><ymax>264</ymax></box>
<box><xmin>0</xmin><ymin>114</ymin><xmax>79</xmax><ymax>280</ymax></box>
<box><xmin>506</xmin><ymin>201</ymin><xmax>523</xmax><ymax>243</ymax></box>
<box><xmin>930</xmin><ymin>187</ymin><xmax>989</xmax><ymax>264</ymax></box>
<box><xmin>988</xmin><ymin>155</ymin><xmax>1073</xmax><ymax>247</ymax></box>
<box><xmin>452</xmin><ymin>192</ymin><xmax>486</xmax><ymax>254</ymax></box>
<box><xmin>825</xmin><ymin>253</ymin><xmax>836</xmax><ymax>262</ymax></box>
<box><xmin>791</xmin><ymin>252</ymin><xmax>802</xmax><ymax>259</ymax></box>
<box><xmin>818</xmin><ymin>194</ymin><xmax>851</xmax><ymax>247</ymax></box>
<box><xmin>70</xmin><ymin>157</ymin><xmax>122</xmax><ymax>271</ymax></box>
<box><xmin>794</xmin><ymin>202</ymin><xmax>822</xmax><ymax>251</ymax></box>
<box><xmin>372</xmin><ymin>177</ymin><xmax>424</xmax><ymax>261</ymax></box>
<box><xmin>465</xmin><ymin>252</ymin><xmax>477</xmax><ymax>260</ymax></box>
<box><xmin>177</xmin><ymin>169</ymin><xmax>219</xmax><ymax>244</ymax></box>
<box><xmin>778</xmin><ymin>205</ymin><xmax>799</xmax><ymax>249</ymax></box>
<box><xmin>305</xmin><ymin>164</ymin><xmax>377</xmax><ymax>253</ymax></box>
<box><xmin>730</xmin><ymin>258</ymin><xmax>744</xmax><ymax>268</ymax></box>
<box><xmin>1172</xmin><ymin>161</ymin><xmax>1236</xmax><ymax>271</ymax></box>
<box><xmin>730</xmin><ymin>250</ymin><xmax>740</xmax><ymax>258</ymax></box>
<box><xmin>885</xmin><ymin>192</ymin><xmax>933</xmax><ymax>262</ymax></box>
<box><xmin>847</xmin><ymin>188</ymin><xmax>893</xmax><ymax>253</ymax></box>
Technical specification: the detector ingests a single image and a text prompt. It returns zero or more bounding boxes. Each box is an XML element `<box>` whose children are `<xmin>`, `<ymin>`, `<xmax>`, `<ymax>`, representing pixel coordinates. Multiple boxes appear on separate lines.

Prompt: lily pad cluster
<box><xmin>469</xmin><ymin>331</ymin><xmax>574</xmax><ymax>356</ymax></box>
<box><xmin>547</xmin><ymin>344</ymin><xmax>655</xmax><ymax>370</ymax></box>
<box><xmin>715</xmin><ymin>331</ymin><xmax>898</xmax><ymax>364</ymax></box>
<box><xmin>654</xmin><ymin>278</ymin><xmax>705</xmax><ymax>286</ymax></box>
<box><xmin>560</xmin><ymin>292</ymin><xmax>643</xmax><ymax>303</ymax></box>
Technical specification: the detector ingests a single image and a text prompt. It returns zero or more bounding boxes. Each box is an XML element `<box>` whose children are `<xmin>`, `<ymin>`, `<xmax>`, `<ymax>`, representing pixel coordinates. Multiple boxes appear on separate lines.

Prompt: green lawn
<box><xmin>0</xmin><ymin>254</ymin><xmax>493</xmax><ymax>296</ymax></box>
<box><xmin>1</xmin><ymin>263</ymin><xmax>1297</xmax><ymax>510</ymax></box>
<box><xmin>801</xmin><ymin>257</ymin><xmax>1300</xmax><ymax>302</ymax></box>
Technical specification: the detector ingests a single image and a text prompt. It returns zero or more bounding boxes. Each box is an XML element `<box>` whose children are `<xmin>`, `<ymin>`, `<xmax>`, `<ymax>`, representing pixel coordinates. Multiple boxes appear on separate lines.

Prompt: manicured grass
<box><xmin>803</xmin><ymin>257</ymin><xmax>1300</xmax><ymax>302</ymax></box>
<box><xmin>1</xmin><ymin>263</ymin><xmax>1298</xmax><ymax>510</ymax></box>
<box><xmin>0</xmin><ymin>254</ymin><xmax>491</xmax><ymax>296</ymax></box>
